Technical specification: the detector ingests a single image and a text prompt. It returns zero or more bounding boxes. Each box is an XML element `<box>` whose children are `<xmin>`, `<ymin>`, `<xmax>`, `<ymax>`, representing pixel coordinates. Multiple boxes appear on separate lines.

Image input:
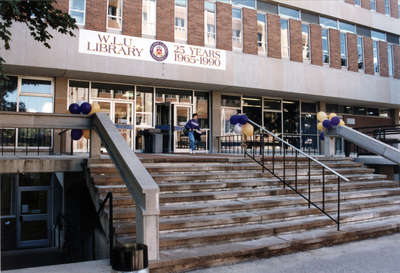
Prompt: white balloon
<box><xmin>234</xmin><ymin>123</ymin><xmax>242</xmax><ymax>135</ymax></box>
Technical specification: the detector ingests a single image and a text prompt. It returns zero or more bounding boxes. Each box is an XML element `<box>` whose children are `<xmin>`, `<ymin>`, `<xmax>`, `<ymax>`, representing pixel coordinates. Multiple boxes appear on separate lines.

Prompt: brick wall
<box><xmin>156</xmin><ymin>0</ymin><xmax>174</xmax><ymax>42</ymax></box>
<box><xmin>390</xmin><ymin>0</ymin><xmax>399</xmax><ymax>18</ymax></box>
<box><xmin>394</xmin><ymin>45</ymin><xmax>400</xmax><ymax>79</ymax></box>
<box><xmin>363</xmin><ymin>37</ymin><xmax>374</xmax><ymax>75</ymax></box>
<box><xmin>53</xmin><ymin>0</ymin><xmax>68</xmax><ymax>12</ymax></box>
<box><xmin>379</xmin><ymin>41</ymin><xmax>389</xmax><ymax>77</ymax></box>
<box><xmin>347</xmin><ymin>33</ymin><xmax>358</xmax><ymax>72</ymax></box>
<box><xmin>345</xmin><ymin>0</ymin><xmax>355</xmax><ymax>4</ymax></box>
<box><xmin>329</xmin><ymin>28</ymin><xmax>341</xmax><ymax>69</ymax></box>
<box><xmin>122</xmin><ymin>0</ymin><xmax>142</xmax><ymax>37</ymax></box>
<box><xmin>376</xmin><ymin>0</ymin><xmax>385</xmax><ymax>13</ymax></box>
<box><xmin>243</xmin><ymin>8</ymin><xmax>257</xmax><ymax>55</ymax></box>
<box><xmin>188</xmin><ymin>0</ymin><xmax>204</xmax><ymax>46</ymax></box>
<box><xmin>267</xmin><ymin>14</ymin><xmax>281</xmax><ymax>59</ymax></box>
<box><xmin>216</xmin><ymin>2</ymin><xmax>232</xmax><ymax>51</ymax></box>
<box><xmin>86</xmin><ymin>0</ymin><xmax>107</xmax><ymax>32</ymax></box>
<box><xmin>289</xmin><ymin>19</ymin><xmax>302</xmax><ymax>62</ymax></box>
<box><xmin>310</xmin><ymin>24</ymin><xmax>322</xmax><ymax>66</ymax></box>
<box><xmin>361</xmin><ymin>0</ymin><xmax>370</xmax><ymax>9</ymax></box>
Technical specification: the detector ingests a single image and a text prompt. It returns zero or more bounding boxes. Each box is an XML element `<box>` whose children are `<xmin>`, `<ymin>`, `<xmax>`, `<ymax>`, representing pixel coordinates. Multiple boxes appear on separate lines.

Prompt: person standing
<box><xmin>185</xmin><ymin>113</ymin><xmax>201</xmax><ymax>153</ymax></box>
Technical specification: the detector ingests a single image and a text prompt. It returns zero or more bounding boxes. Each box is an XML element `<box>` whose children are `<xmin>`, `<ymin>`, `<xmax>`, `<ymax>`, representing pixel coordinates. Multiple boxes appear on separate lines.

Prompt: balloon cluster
<box><xmin>317</xmin><ymin>111</ymin><xmax>345</xmax><ymax>140</ymax></box>
<box><xmin>67</xmin><ymin>102</ymin><xmax>101</xmax><ymax>140</ymax></box>
<box><xmin>229</xmin><ymin>114</ymin><xmax>254</xmax><ymax>137</ymax></box>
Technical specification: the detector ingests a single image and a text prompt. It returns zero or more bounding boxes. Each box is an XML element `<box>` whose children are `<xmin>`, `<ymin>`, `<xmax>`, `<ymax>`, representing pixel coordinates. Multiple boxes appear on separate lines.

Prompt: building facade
<box><xmin>1</xmin><ymin>0</ymin><xmax>400</xmax><ymax>256</ymax></box>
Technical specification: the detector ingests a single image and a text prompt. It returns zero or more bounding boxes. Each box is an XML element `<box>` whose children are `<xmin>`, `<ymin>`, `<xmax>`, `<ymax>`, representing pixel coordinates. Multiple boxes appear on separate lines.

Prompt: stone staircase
<box><xmin>86</xmin><ymin>154</ymin><xmax>400</xmax><ymax>273</ymax></box>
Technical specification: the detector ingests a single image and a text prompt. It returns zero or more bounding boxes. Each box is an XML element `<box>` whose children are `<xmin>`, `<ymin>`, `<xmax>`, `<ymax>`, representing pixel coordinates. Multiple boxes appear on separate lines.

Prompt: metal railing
<box><xmin>97</xmin><ymin>192</ymin><xmax>114</xmax><ymax>265</ymax></box>
<box><xmin>218</xmin><ymin>119</ymin><xmax>349</xmax><ymax>230</ymax></box>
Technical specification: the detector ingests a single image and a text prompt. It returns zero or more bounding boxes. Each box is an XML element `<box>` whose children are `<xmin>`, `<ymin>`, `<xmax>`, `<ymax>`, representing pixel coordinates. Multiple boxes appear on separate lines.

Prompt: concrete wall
<box><xmin>2</xmin><ymin>23</ymin><xmax>400</xmax><ymax>108</ymax></box>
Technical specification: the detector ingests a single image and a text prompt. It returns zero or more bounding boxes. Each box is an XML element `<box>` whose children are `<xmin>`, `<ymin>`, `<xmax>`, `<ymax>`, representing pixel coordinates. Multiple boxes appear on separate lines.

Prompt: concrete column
<box><xmin>394</xmin><ymin>109</ymin><xmax>400</xmax><ymax>124</ymax></box>
<box><xmin>212</xmin><ymin>91</ymin><xmax>222</xmax><ymax>152</ymax></box>
<box><xmin>90</xmin><ymin>129</ymin><xmax>101</xmax><ymax>159</ymax></box>
<box><xmin>136</xmin><ymin>205</ymin><xmax>159</xmax><ymax>261</ymax></box>
<box><xmin>54</xmin><ymin>77</ymin><xmax>68</xmax><ymax>154</ymax></box>
<box><xmin>324</xmin><ymin>135</ymin><xmax>336</xmax><ymax>157</ymax></box>
<box><xmin>319</xmin><ymin>102</ymin><xmax>327</xmax><ymax>112</ymax></box>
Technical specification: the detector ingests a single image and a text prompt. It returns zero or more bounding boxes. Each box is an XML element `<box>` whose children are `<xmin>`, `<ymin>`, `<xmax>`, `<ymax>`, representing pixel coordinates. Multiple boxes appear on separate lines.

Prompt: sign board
<box><xmin>346</xmin><ymin>118</ymin><xmax>356</xmax><ymax>125</ymax></box>
<box><xmin>79</xmin><ymin>29</ymin><xmax>226</xmax><ymax>70</ymax></box>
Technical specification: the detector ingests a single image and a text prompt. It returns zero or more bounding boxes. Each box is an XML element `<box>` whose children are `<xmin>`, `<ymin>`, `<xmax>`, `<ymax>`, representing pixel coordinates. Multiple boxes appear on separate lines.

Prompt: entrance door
<box><xmin>17</xmin><ymin>174</ymin><xmax>51</xmax><ymax>248</ymax></box>
<box><xmin>283</xmin><ymin>100</ymin><xmax>300</xmax><ymax>148</ymax></box>
<box><xmin>174</xmin><ymin>104</ymin><xmax>192</xmax><ymax>152</ymax></box>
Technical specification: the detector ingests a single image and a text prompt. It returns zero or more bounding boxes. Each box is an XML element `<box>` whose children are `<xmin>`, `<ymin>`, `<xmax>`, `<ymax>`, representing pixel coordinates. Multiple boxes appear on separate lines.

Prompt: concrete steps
<box><xmin>85</xmin><ymin>155</ymin><xmax>400</xmax><ymax>273</ymax></box>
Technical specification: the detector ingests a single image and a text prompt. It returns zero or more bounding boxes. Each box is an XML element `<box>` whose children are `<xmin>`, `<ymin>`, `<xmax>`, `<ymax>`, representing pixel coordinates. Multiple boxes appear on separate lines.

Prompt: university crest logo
<box><xmin>150</xmin><ymin>41</ymin><xmax>169</xmax><ymax>62</ymax></box>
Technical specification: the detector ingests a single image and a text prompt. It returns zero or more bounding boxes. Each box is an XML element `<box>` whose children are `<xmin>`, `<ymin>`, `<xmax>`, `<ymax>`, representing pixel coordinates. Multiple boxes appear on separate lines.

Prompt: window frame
<box><xmin>231</xmin><ymin>7</ymin><xmax>243</xmax><ymax>51</ymax></box>
<box><xmin>280</xmin><ymin>18</ymin><xmax>290</xmax><ymax>59</ymax></box>
<box><xmin>204</xmin><ymin>1</ymin><xmax>217</xmax><ymax>48</ymax></box>
<box><xmin>388</xmin><ymin>44</ymin><xmax>394</xmax><ymax>77</ymax></box>
<box><xmin>174</xmin><ymin>0</ymin><xmax>188</xmax><ymax>43</ymax></box>
<box><xmin>302</xmin><ymin>23</ymin><xmax>311</xmax><ymax>62</ymax></box>
<box><xmin>106</xmin><ymin>0</ymin><xmax>123</xmax><ymax>31</ymax></box>
<box><xmin>357</xmin><ymin>36</ymin><xmax>364</xmax><ymax>71</ymax></box>
<box><xmin>257</xmin><ymin>12</ymin><xmax>267</xmax><ymax>55</ymax></box>
<box><xmin>142</xmin><ymin>0</ymin><xmax>157</xmax><ymax>38</ymax></box>
<box><xmin>69</xmin><ymin>0</ymin><xmax>86</xmax><ymax>26</ymax></box>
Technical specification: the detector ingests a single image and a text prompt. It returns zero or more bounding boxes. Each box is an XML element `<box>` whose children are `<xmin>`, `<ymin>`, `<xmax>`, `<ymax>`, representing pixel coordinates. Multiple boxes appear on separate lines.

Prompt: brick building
<box><xmin>1</xmin><ymin>0</ymin><xmax>400</xmax><ymax>263</ymax></box>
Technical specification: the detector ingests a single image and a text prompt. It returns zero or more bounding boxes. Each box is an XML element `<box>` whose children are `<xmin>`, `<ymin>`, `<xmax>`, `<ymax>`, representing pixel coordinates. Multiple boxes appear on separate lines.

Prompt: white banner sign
<box><xmin>78</xmin><ymin>29</ymin><xmax>226</xmax><ymax>70</ymax></box>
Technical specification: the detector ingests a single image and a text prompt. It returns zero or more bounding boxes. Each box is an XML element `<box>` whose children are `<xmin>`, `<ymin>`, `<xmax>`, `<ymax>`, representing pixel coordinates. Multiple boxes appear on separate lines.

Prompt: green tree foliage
<box><xmin>0</xmin><ymin>0</ymin><xmax>77</xmax><ymax>77</ymax></box>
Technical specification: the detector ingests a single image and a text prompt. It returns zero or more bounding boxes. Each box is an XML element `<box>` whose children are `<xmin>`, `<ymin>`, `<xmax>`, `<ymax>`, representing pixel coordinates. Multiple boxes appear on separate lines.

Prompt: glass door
<box><xmin>114</xmin><ymin>102</ymin><xmax>134</xmax><ymax>148</ymax></box>
<box><xmin>16</xmin><ymin>174</ymin><xmax>51</xmax><ymax>248</ymax></box>
<box><xmin>283</xmin><ymin>100</ymin><xmax>300</xmax><ymax>148</ymax></box>
<box><xmin>174</xmin><ymin>104</ymin><xmax>192</xmax><ymax>152</ymax></box>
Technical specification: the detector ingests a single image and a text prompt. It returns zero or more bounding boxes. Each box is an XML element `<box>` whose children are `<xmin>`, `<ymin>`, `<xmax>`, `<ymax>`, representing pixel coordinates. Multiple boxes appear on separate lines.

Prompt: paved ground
<box><xmin>190</xmin><ymin>233</ymin><xmax>400</xmax><ymax>273</ymax></box>
<box><xmin>5</xmin><ymin>234</ymin><xmax>400</xmax><ymax>273</ymax></box>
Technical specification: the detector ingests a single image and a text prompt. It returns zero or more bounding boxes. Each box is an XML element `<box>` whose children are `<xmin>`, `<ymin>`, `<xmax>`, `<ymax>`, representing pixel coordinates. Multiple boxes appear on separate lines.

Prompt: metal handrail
<box><xmin>248</xmin><ymin>119</ymin><xmax>349</xmax><ymax>182</ymax></box>
<box><xmin>97</xmin><ymin>192</ymin><xmax>114</xmax><ymax>265</ymax></box>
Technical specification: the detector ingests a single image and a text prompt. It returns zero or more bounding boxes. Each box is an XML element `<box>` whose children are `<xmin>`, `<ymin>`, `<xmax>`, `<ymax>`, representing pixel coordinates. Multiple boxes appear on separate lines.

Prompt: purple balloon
<box><xmin>319</xmin><ymin>132</ymin><xmax>325</xmax><ymax>141</ymax></box>
<box><xmin>331</xmin><ymin>116</ymin><xmax>340</xmax><ymax>126</ymax></box>
<box><xmin>80</xmin><ymin>102</ymin><xmax>92</xmax><ymax>115</ymax></box>
<box><xmin>71</xmin><ymin>129</ymin><xmax>83</xmax><ymax>140</ymax></box>
<box><xmin>69</xmin><ymin>103</ymin><xmax>81</xmax><ymax>114</ymax></box>
<box><xmin>230</xmin><ymin>114</ymin><xmax>249</xmax><ymax>125</ymax></box>
<box><xmin>322</xmin><ymin>119</ymin><xmax>332</xmax><ymax>129</ymax></box>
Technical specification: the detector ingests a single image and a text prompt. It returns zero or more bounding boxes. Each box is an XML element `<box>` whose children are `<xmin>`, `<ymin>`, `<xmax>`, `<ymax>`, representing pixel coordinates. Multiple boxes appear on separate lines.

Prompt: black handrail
<box><xmin>97</xmin><ymin>192</ymin><xmax>114</xmax><ymax>265</ymax></box>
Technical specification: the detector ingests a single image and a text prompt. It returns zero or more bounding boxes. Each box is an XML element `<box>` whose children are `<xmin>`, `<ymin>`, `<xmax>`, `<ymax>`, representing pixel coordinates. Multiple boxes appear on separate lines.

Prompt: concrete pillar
<box><xmin>212</xmin><ymin>91</ymin><xmax>222</xmax><ymax>152</ymax></box>
<box><xmin>319</xmin><ymin>101</ymin><xmax>327</xmax><ymax>112</ymax></box>
<box><xmin>54</xmin><ymin>77</ymin><xmax>68</xmax><ymax>154</ymax></box>
<box><xmin>90</xmin><ymin>129</ymin><xmax>101</xmax><ymax>159</ymax></box>
<box><xmin>136</xmin><ymin>205</ymin><xmax>159</xmax><ymax>261</ymax></box>
<box><xmin>324</xmin><ymin>135</ymin><xmax>336</xmax><ymax>157</ymax></box>
<box><xmin>394</xmin><ymin>109</ymin><xmax>400</xmax><ymax>124</ymax></box>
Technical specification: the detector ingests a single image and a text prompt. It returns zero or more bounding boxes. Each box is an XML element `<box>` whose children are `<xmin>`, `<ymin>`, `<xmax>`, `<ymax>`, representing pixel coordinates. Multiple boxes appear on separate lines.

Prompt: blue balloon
<box><xmin>331</xmin><ymin>116</ymin><xmax>340</xmax><ymax>126</ymax></box>
<box><xmin>80</xmin><ymin>102</ymin><xmax>92</xmax><ymax>115</ymax></box>
<box><xmin>71</xmin><ymin>129</ymin><xmax>83</xmax><ymax>140</ymax></box>
<box><xmin>319</xmin><ymin>132</ymin><xmax>325</xmax><ymax>141</ymax></box>
<box><xmin>69</xmin><ymin>103</ymin><xmax>81</xmax><ymax>114</ymax></box>
<box><xmin>322</xmin><ymin>119</ymin><xmax>332</xmax><ymax>129</ymax></box>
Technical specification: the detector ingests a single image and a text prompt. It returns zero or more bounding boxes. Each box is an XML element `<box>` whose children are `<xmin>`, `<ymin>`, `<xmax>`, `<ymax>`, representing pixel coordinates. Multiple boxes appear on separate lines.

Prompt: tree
<box><xmin>0</xmin><ymin>0</ymin><xmax>77</xmax><ymax>79</ymax></box>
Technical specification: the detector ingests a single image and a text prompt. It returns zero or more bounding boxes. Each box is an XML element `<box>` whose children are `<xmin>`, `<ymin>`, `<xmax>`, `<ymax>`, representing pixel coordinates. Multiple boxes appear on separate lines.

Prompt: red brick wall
<box><xmin>289</xmin><ymin>19</ymin><xmax>302</xmax><ymax>62</ymax></box>
<box><xmin>242</xmin><ymin>8</ymin><xmax>257</xmax><ymax>55</ymax></box>
<box><xmin>363</xmin><ymin>37</ymin><xmax>374</xmax><ymax>75</ymax></box>
<box><xmin>122</xmin><ymin>0</ymin><xmax>142</xmax><ymax>37</ymax></box>
<box><xmin>379</xmin><ymin>41</ymin><xmax>389</xmax><ymax>77</ymax></box>
<box><xmin>310</xmin><ymin>24</ymin><xmax>322</xmax><ymax>66</ymax></box>
<box><xmin>345</xmin><ymin>0</ymin><xmax>355</xmax><ymax>4</ymax></box>
<box><xmin>361</xmin><ymin>0</ymin><xmax>370</xmax><ymax>9</ymax></box>
<box><xmin>347</xmin><ymin>33</ymin><xmax>358</xmax><ymax>72</ymax></box>
<box><xmin>390</xmin><ymin>0</ymin><xmax>399</xmax><ymax>18</ymax></box>
<box><xmin>53</xmin><ymin>0</ymin><xmax>68</xmax><ymax>12</ymax></box>
<box><xmin>329</xmin><ymin>28</ymin><xmax>341</xmax><ymax>69</ymax></box>
<box><xmin>267</xmin><ymin>14</ymin><xmax>281</xmax><ymax>59</ymax></box>
<box><xmin>394</xmin><ymin>45</ymin><xmax>400</xmax><ymax>79</ymax></box>
<box><xmin>188</xmin><ymin>0</ymin><xmax>204</xmax><ymax>46</ymax></box>
<box><xmin>216</xmin><ymin>2</ymin><xmax>232</xmax><ymax>51</ymax></box>
<box><xmin>156</xmin><ymin>0</ymin><xmax>174</xmax><ymax>42</ymax></box>
<box><xmin>376</xmin><ymin>0</ymin><xmax>385</xmax><ymax>13</ymax></box>
<box><xmin>86</xmin><ymin>0</ymin><xmax>107</xmax><ymax>32</ymax></box>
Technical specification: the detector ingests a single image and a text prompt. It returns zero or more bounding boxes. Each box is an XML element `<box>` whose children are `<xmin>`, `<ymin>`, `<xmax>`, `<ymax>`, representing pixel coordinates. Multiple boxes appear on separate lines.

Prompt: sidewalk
<box><xmin>190</xmin><ymin>233</ymin><xmax>400</xmax><ymax>273</ymax></box>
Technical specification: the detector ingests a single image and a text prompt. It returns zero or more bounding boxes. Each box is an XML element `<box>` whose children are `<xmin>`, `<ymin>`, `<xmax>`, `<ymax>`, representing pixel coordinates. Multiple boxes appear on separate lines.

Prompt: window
<box><xmin>142</xmin><ymin>0</ymin><xmax>156</xmax><ymax>37</ymax></box>
<box><xmin>302</xmin><ymin>24</ymin><xmax>310</xmax><ymax>61</ymax></box>
<box><xmin>320</xmin><ymin>17</ymin><xmax>338</xmax><ymax>29</ymax></box>
<box><xmin>279</xmin><ymin>6</ymin><xmax>299</xmax><ymax>19</ymax></box>
<box><xmin>136</xmin><ymin>86</ymin><xmax>153</xmax><ymax>127</ymax></box>
<box><xmin>20</xmin><ymin>79</ymin><xmax>53</xmax><ymax>113</ymax></box>
<box><xmin>232</xmin><ymin>8</ymin><xmax>242</xmax><ymax>50</ymax></box>
<box><xmin>357</xmin><ymin>36</ymin><xmax>364</xmax><ymax>69</ymax></box>
<box><xmin>1</xmin><ymin>175</ymin><xmax>16</xmax><ymax>216</ymax></box>
<box><xmin>281</xmin><ymin>19</ymin><xmax>289</xmax><ymax>58</ymax></box>
<box><xmin>340</xmin><ymin>32</ymin><xmax>347</xmax><ymax>67</ymax></box>
<box><xmin>0</xmin><ymin>76</ymin><xmax>18</xmax><ymax>111</ymax></box>
<box><xmin>385</xmin><ymin>0</ymin><xmax>390</xmax><ymax>14</ymax></box>
<box><xmin>257</xmin><ymin>13</ymin><xmax>266</xmax><ymax>54</ymax></box>
<box><xmin>339</xmin><ymin>21</ymin><xmax>355</xmax><ymax>33</ymax></box>
<box><xmin>355</xmin><ymin>0</ymin><xmax>361</xmax><ymax>5</ymax></box>
<box><xmin>205</xmin><ymin>1</ymin><xmax>216</xmax><ymax>47</ymax></box>
<box><xmin>175</xmin><ymin>0</ymin><xmax>187</xmax><ymax>42</ymax></box>
<box><xmin>373</xmin><ymin>40</ymin><xmax>379</xmax><ymax>73</ymax></box>
<box><xmin>301</xmin><ymin>11</ymin><xmax>319</xmax><ymax>24</ymax></box>
<box><xmin>195</xmin><ymin>92</ymin><xmax>210</xmax><ymax>129</ymax></box>
<box><xmin>91</xmin><ymin>82</ymin><xmax>133</xmax><ymax>100</ymax></box>
<box><xmin>232</xmin><ymin>0</ymin><xmax>255</xmax><ymax>8</ymax></box>
<box><xmin>388</xmin><ymin>44</ymin><xmax>394</xmax><ymax>77</ymax></box>
<box><xmin>257</xmin><ymin>0</ymin><xmax>277</xmax><ymax>14</ymax></box>
<box><xmin>370</xmin><ymin>0</ymin><xmax>376</xmax><ymax>10</ymax></box>
<box><xmin>69</xmin><ymin>0</ymin><xmax>86</xmax><ymax>25</ymax></box>
<box><xmin>371</xmin><ymin>30</ymin><xmax>386</xmax><ymax>41</ymax></box>
<box><xmin>399</xmin><ymin>0</ymin><xmax>400</xmax><ymax>18</ymax></box>
<box><xmin>107</xmin><ymin>0</ymin><xmax>123</xmax><ymax>30</ymax></box>
<box><xmin>221</xmin><ymin>95</ymin><xmax>241</xmax><ymax>107</ymax></box>
<box><xmin>322</xmin><ymin>28</ymin><xmax>329</xmax><ymax>64</ymax></box>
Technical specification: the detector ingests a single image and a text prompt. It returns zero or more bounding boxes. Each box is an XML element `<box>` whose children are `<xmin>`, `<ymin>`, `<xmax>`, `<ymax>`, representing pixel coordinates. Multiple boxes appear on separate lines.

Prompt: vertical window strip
<box><xmin>205</xmin><ymin>1</ymin><xmax>216</xmax><ymax>47</ymax></box>
<box><xmin>322</xmin><ymin>28</ymin><xmax>330</xmax><ymax>64</ymax></box>
<box><xmin>175</xmin><ymin>0</ymin><xmax>187</xmax><ymax>42</ymax></box>
<box><xmin>388</xmin><ymin>44</ymin><xmax>394</xmax><ymax>76</ymax></box>
<box><xmin>257</xmin><ymin>13</ymin><xmax>267</xmax><ymax>54</ymax></box>
<box><xmin>142</xmin><ymin>0</ymin><xmax>156</xmax><ymax>37</ymax></box>
<box><xmin>232</xmin><ymin>8</ymin><xmax>243</xmax><ymax>50</ymax></box>
<box><xmin>69</xmin><ymin>0</ymin><xmax>86</xmax><ymax>25</ymax></box>
<box><xmin>373</xmin><ymin>40</ymin><xmax>379</xmax><ymax>73</ymax></box>
<box><xmin>340</xmin><ymin>32</ymin><xmax>347</xmax><ymax>67</ymax></box>
<box><xmin>357</xmin><ymin>36</ymin><xmax>364</xmax><ymax>70</ymax></box>
<box><xmin>280</xmin><ymin>18</ymin><xmax>289</xmax><ymax>58</ymax></box>
<box><xmin>107</xmin><ymin>0</ymin><xmax>123</xmax><ymax>30</ymax></box>
<box><xmin>302</xmin><ymin>24</ymin><xmax>310</xmax><ymax>61</ymax></box>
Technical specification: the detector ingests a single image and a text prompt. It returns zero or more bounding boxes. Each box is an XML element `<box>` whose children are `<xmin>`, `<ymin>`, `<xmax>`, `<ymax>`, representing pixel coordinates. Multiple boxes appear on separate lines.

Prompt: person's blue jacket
<box><xmin>185</xmin><ymin>119</ymin><xmax>200</xmax><ymax>131</ymax></box>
